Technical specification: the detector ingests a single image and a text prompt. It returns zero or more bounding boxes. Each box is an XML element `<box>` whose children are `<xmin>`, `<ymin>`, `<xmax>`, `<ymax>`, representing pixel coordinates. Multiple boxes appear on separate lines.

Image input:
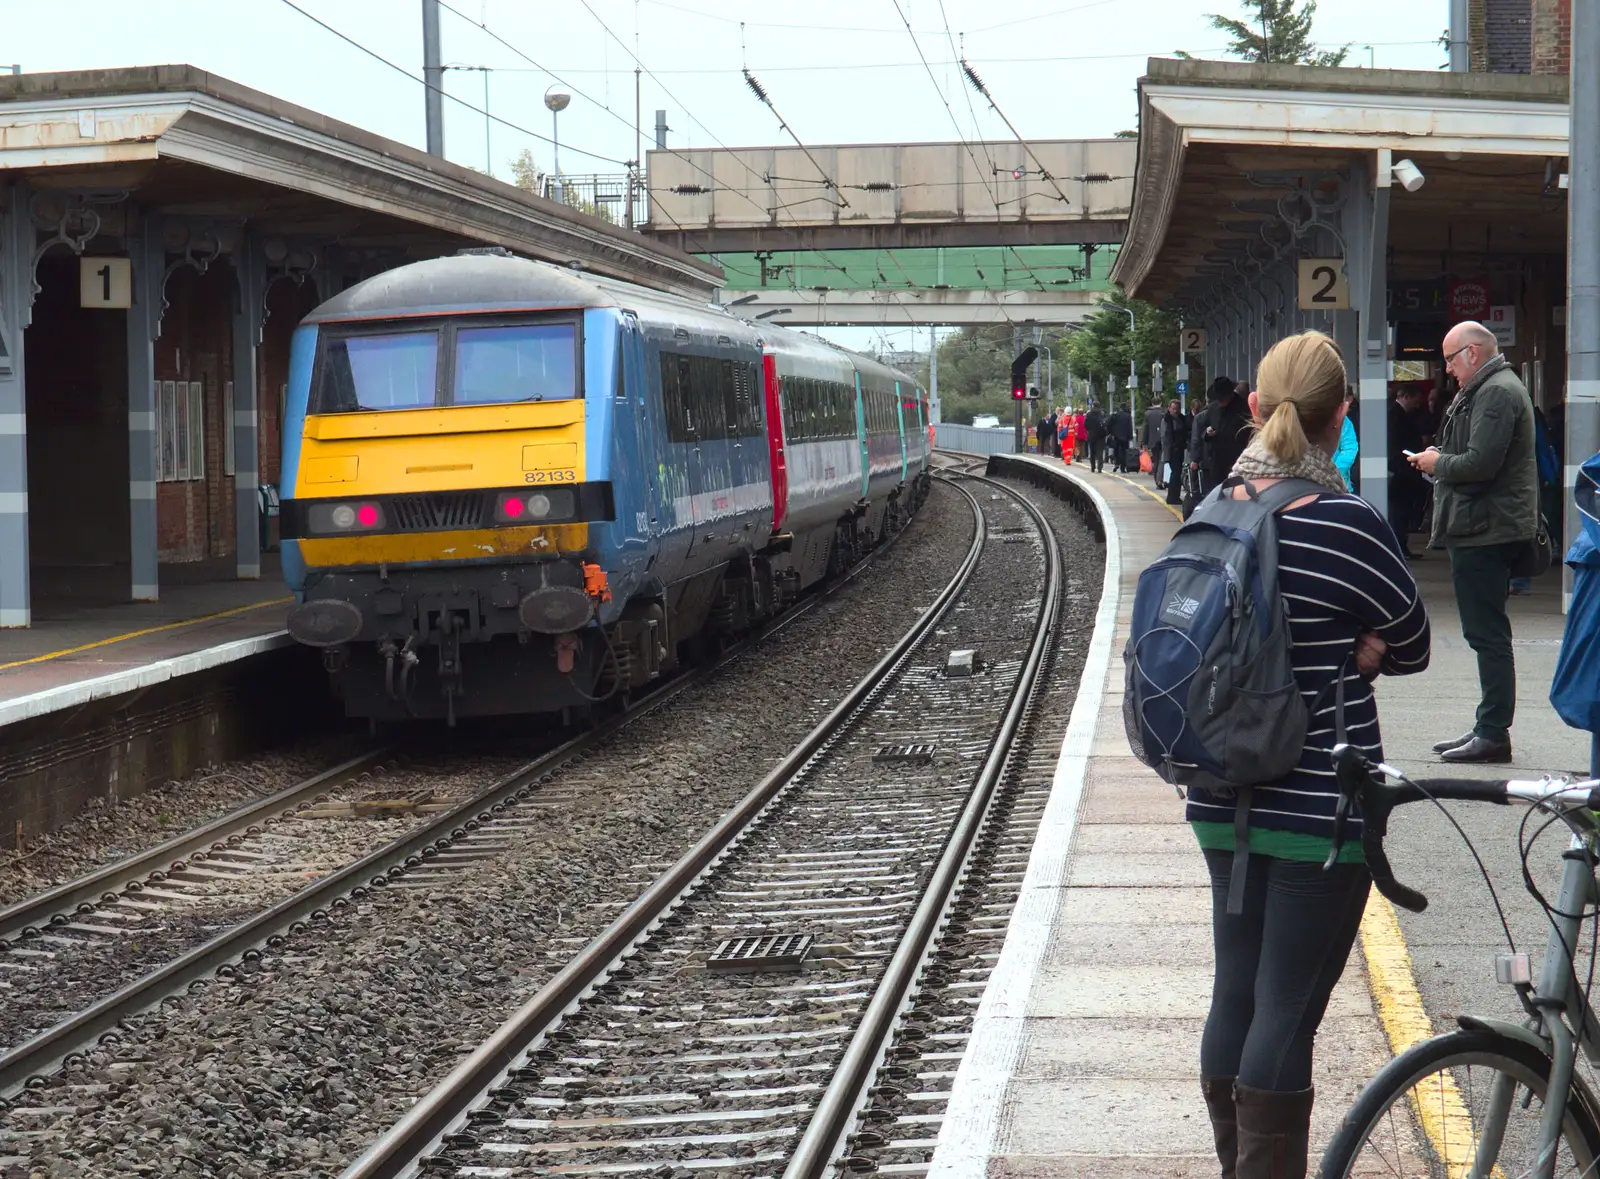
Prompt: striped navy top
<box><xmin>1184</xmin><ymin>491</ymin><xmax>1431</xmax><ymax>837</ymax></box>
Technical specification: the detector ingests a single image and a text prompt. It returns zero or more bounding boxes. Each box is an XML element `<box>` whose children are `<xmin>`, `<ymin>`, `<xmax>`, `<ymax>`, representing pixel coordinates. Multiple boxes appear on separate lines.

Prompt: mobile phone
<box><xmin>1403</xmin><ymin>449</ymin><xmax>1419</xmax><ymax>458</ymax></box>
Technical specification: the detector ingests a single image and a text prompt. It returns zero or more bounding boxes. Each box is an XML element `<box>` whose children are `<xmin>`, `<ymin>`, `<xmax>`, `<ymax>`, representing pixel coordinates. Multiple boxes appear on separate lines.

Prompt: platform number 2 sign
<box><xmin>80</xmin><ymin>256</ymin><xmax>132</xmax><ymax>309</ymax></box>
<box><xmin>1297</xmin><ymin>259</ymin><xmax>1350</xmax><ymax>310</ymax></box>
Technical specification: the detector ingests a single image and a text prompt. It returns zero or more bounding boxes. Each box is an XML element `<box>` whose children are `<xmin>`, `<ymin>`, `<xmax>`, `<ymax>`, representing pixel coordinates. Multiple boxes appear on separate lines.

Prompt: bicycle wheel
<box><xmin>1318</xmin><ymin>1028</ymin><xmax>1600</xmax><ymax>1178</ymax></box>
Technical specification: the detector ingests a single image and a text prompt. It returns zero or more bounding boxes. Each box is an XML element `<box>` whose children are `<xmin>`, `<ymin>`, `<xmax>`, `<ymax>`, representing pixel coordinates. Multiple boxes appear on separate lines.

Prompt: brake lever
<box><xmin>1329</xmin><ymin>744</ymin><xmax>1429</xmax><ymax>913</ymax></box>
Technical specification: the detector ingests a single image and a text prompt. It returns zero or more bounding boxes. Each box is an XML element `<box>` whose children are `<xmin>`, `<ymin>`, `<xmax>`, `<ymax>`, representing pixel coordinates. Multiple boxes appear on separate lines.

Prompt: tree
<box><xmin>1063</xmin><ymin>289</ymin><xmax>1182</xmax><ymax>417</ymax></box>
<box><xmin>915</xmin><ymin>326</ymin><xmax>1075</xmax><ymax>425</ymax></box>
<box><xmin>1178</xmin><ymin>0</ymin><xmax>1348</xmax><ymax>67</ymax></box>
<box><xmin>510</xmin><ymin>147</ymin><xmax>541</xmax><ymax>191</ymax></box>
<box><xmin>508</xmin><ymin>147</ymin><xmax>618</xmax><ymax>225</ymax></box>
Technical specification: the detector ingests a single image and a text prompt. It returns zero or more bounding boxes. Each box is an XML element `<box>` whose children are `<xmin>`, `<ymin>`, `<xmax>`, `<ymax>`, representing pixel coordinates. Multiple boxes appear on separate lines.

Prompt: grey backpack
<box><xmin>1123</xmin><ymin>477</ymin><xmax>1341</xmax><ymax>911</ymax></box>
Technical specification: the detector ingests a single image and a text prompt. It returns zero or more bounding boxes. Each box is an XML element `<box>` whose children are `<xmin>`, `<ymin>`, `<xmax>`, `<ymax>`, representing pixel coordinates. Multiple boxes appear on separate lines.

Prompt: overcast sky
<box><xmin>4</xmin><ymin>0</ymin><xmax>1452</xmax><ymax>352</ymax></box>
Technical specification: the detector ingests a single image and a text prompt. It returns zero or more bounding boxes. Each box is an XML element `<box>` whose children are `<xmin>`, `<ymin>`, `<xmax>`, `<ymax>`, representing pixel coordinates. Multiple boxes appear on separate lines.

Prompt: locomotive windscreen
<box><xmin>313</xmin><ymin>317</ymin><xmax>580</xmax><ymax>413</ymax></box>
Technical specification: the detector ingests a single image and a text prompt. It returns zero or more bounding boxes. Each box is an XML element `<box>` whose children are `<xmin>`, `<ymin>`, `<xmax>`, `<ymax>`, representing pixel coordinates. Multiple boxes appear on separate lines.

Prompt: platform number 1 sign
<box><xmin>1297</xmin><ymin>259</ymin><xmax>1350</xmax><ymax>310</ymax></box>
<box><xmin>80</xmin><ymin>257</ymin><xmax>132</xmax><ymax>309</ymax></box>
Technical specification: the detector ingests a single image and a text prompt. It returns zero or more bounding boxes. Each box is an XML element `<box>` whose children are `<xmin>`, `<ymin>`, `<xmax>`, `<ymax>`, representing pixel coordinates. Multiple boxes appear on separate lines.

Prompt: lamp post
<box><xmin>1111</xmin><ymin>303</ymin><xmax>1135</xmax><ymax>415</ymax></box>
<box><xmin>544</xmin><ymin>86</ymin><xmax>572</xmax><ymax>203</ymax></box>
<box><xmin>444</xmin><ymin>65</ymin><xmax>493</xmax><ymax>176</ymax></box>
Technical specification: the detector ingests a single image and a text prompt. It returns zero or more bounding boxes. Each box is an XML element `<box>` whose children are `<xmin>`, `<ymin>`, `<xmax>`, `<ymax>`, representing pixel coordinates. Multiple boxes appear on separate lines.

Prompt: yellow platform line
<box><xmin>1106</xmin><ymin>471</ymin><xmax>1184</xmax><ymax>522</ymax></box>
<box><xmin>1360</xmin><ymin>892</ymin><xmax>1491</xmax><ymax>1177</ymax></box>
<box><xmin>0</xmin><ymin>597</ymin><xmax>292</xmax><ymax>673</ymax></box>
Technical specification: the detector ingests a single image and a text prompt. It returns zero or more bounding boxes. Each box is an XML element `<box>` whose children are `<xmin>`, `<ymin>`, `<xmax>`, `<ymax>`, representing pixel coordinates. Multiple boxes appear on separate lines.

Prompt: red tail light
<box><xmin>356</xmin><ymin>504</ymin><xmax>379</xmax><ymax>527</ymax></box>
<box><xmin>501</xmin><ymin>495</ymin><xmax>525</xmax><ymax>518</ymax></box>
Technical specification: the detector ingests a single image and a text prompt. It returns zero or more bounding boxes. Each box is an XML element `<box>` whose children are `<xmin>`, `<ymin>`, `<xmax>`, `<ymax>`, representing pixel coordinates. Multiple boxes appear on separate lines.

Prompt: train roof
<box><xmin>305</xmin><ymin>251</ymin><xmax>638</xmax><ymax>324</ymax></box>
<box><xmin>302</xmin><ymin>250</ymin><xmax>918</xmax><ymax>387</ymax></box>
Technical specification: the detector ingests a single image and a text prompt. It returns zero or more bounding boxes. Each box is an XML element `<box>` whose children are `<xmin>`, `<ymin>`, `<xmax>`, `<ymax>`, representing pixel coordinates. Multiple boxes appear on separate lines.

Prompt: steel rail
<box><xmin>782</xmin><ymin>472</ymin><xmax>1062</xmax><ymax>1179</ymax></box>
<box><xmin>0</xmin><ymin>492</ymin><xmax>931</xmax><ymax>1101</ymax></box>
<box><xmin>0</xmin><ymin>748</ymin><xmax>389</xmax><ymax>946</ymax></box>
<box><xmin>338</xmin><ymin>482</ymin><xmax>989</xmax><ymax>1179</ymax></box>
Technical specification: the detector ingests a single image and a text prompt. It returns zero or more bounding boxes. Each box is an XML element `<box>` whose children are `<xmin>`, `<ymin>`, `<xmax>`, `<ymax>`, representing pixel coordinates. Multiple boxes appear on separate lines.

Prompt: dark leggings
<box><xmin>1201</xmin><ymin>849</ymin><xmax>1372</xmax><ymax>1091</ymax></box>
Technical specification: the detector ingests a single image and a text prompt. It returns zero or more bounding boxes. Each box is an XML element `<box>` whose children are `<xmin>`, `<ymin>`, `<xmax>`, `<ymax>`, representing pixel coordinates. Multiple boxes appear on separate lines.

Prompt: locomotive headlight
<box><xmin>526</xmin><ymin>493</ymin><xmax>552</xmax><ymax>518</ymax></box>
<box><xmin>307</xmin><ymin>501</ymin><xmax>385</xmax><ymax>533</ymax></box>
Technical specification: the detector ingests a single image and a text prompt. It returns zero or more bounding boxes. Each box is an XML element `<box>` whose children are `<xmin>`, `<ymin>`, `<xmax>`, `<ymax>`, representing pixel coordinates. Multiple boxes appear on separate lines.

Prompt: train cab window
<box><xmin>455</xmin><ymin>323</ymin><xmax>577</xmax><ymax>405</ymax></box>
<box><xmin>317</xmin><ymin>330</ymin><xmax>439</xmax><ymax>412</ymax></box>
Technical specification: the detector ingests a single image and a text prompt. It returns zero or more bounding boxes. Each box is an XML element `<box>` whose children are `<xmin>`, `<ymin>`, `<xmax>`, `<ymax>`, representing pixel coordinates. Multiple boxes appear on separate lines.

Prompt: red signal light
<box><xmin>502</xmin><ymin>495</ymin><xmax>524</xmax><ymax>518</ymax></box>
<box><xmin>357</xmin><ymin>504</ymin><xmax>379</xmax><ymax>527</ymax></box>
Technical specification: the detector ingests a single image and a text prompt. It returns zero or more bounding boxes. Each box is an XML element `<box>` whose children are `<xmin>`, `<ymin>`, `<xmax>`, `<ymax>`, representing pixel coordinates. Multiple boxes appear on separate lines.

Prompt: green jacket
<box><xmin>1430</xmin><ymin>357</ymin><xmax>1539</xmax><ymax>549</ymax></box>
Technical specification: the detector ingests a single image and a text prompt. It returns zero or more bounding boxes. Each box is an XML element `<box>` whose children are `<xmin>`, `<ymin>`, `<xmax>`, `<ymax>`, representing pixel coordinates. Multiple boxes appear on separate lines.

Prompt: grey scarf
<box><xmin>1229</xmin><ymin>435</ymin><xmax>1348</xmax><ymax>494</ymax></box>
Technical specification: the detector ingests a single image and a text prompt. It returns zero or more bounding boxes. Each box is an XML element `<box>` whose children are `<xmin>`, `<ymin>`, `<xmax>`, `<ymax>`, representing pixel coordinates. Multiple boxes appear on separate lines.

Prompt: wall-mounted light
<box><xmin>1392</xmin><ymin>158</ymin><xmax>1425</xmax><ymax>192</ymax></box>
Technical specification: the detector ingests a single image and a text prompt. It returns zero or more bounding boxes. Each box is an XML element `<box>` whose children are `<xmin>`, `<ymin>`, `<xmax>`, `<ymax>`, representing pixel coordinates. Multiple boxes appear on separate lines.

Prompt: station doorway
<box><xmin>24</xmin><ymin>253</ymin><xmax>130</xmax><ymax>613</ymax></box>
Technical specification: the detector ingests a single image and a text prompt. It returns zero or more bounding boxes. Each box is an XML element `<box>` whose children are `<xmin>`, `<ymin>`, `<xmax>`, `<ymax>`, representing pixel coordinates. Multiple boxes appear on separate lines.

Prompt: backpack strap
<box><xmin>1223</xmin><ymin>627</ymin><xmax>1352</xmax><ymax>917</ymax></box>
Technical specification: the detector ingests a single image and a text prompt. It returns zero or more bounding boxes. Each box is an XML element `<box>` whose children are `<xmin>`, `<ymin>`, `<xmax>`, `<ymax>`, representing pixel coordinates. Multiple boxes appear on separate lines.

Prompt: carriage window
<box><xmin>661</xmin><ymin>352</ymin><xmax>690</xmax><ymax>442</ymax></box>
<box><xmin>455</xmin><ymin>323</ymin><xmax>576</xmax><ymax>404</ymax></box>
<box><xmin>316</xmin><ymin>330</ymin><xmax>439</xmax><ymax>412</ymax></box>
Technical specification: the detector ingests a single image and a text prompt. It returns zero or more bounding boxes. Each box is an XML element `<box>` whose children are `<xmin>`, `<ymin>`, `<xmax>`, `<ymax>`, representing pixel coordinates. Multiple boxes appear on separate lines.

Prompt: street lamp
<box><xmin>544</xmin><ymin>85</ymin><xmax>572</xmax><ymax>202</ymax></box>
<box><xmin>1110</xmin><ymin>303</ymin><xmax>1135</xmax><ymax>415</ymax></box>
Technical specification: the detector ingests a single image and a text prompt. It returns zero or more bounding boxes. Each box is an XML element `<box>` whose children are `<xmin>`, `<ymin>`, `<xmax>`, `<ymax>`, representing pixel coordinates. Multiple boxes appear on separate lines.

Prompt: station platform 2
<box><xmin>929</xmin><ymin>455</ymin><xmax>1582</xmax><ymax>1178</ymax></box>
<box><xmin>0</xmin><ymin>557</ymin><xmax>291</xmax><ymax>729</ymax></box>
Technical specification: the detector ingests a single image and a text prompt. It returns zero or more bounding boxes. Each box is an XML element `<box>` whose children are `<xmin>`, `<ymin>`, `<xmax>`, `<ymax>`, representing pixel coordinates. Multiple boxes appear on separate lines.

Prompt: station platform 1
<box><xmin>0</xmin><ymin>558</ymin><xmax>291</xmax><ymax>729</ymax></box>
<box><xmin>929</xmin><ymin>455</ymin><xmax>1582</xmax><ymax>1178</ymax></box>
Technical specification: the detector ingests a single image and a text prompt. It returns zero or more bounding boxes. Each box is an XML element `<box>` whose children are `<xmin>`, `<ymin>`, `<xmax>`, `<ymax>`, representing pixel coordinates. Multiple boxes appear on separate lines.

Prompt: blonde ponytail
<box><xmin>1257</xmin><ymin>398</ymin><xmax>1310</xmax><ymax>464</ymax></box>
<box><xmin>1251</xmin><ymin>331</ymin><xmax>1347</xmax><ymax>464</ymax></box>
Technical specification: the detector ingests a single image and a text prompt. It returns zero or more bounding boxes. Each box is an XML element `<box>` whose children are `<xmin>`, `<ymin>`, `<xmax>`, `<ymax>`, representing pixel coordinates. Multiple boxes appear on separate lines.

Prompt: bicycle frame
<box><xmin>1469</xmin><ymin>791</ymin><xmax>1600</xmax><ymax>1179</ymax></box>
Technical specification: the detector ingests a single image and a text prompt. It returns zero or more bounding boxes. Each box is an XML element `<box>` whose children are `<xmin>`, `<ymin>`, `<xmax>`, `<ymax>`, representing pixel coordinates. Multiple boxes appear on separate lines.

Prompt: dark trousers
<box><xmin>1088</xmin><ymin>436</ymin><xmax>1105</xmax><ymax>472</ymax></box>
<box><xmin>1388</xmin><ymin>475</ymin><xmax>1425</xmax><ymax>553</ymax></box>
<box><xmin>1202</xmin><ymin>849</ymin><xmax>1371</xmax><ymax>1090</ymax></box>
<box><xmin>1449</xmin><ymin>541</ymin><xmax>1524</xmax><ymax>744</ymax></box>
<box><xmin>1110</xmin><ymin>439</ymin><xmax>1128</xmax><ymax>471</ymax></box>
<box><xmin>1150</xmin><ymin>443</ymin><xmax>1164</xmax><ymax>487</ymax></box>
<box><xmin>1166</xmin><ymin>450</ymin><xmax>1185</xmax><ymax>504</ymax></box>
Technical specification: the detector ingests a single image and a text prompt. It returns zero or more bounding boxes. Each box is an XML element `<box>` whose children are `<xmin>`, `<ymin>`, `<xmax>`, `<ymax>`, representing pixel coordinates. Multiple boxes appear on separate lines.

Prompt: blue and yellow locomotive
<box><xmin>280</xmin><ymin>249</ymin><xmax>930</xmax><ymax>722</ymax></box>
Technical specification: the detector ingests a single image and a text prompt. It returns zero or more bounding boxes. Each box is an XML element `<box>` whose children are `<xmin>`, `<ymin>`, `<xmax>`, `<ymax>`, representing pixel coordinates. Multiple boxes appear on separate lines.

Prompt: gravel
<box><xmin>0</xmin><ymin>740</ymin><xmax>366</xmax><ymax>910</ymax></box>
<box><xmin>2</xmin><ymin>484</ymin><xmax>978</xmax><ymax>1179</ymax></box>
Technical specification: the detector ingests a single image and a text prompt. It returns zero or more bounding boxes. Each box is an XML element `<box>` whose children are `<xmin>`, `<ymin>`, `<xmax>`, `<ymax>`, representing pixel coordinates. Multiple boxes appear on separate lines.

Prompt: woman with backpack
<box><xmin>1186</xmin><ymin>332</ymin><xmax>1432</xmax><ymax>1178</ymax></box>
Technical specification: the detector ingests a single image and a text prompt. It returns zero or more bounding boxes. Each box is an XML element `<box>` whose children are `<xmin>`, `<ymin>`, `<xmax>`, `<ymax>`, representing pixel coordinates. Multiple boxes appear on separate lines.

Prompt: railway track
<box><xmin>339</xmin><ymin>472</ymin><xmax>1071</xmax><ymax>1179</ymax></box>
<box><xmin>0</xmin><ymin>494</ymin><xmax>932</xmax><ymax>1104</ymax></box>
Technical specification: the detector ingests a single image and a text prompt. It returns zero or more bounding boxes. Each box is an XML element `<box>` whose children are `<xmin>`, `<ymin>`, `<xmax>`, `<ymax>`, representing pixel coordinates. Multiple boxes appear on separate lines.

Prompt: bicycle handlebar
<box><xmin>1324</xmin><ymin>745</ymin><xmax>1600</xmax><ymax>914</ymax></box>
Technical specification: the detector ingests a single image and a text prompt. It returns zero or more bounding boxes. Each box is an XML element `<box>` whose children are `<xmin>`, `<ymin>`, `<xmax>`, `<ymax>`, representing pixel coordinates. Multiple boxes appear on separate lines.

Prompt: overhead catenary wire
<box><xmin>274</xmin><ymin>0</ymin><xmax>628</xmax><ymax>167</ymax></box>
<box><xmin>959</xmin><ymin>57</ymin><xmax>1076</xmax><ymax>208</ymax></box>
<box><xmin>888</xmin><ymin>0</ymin><xmax>1016</xmax><ymax>330</ymax></box>
<box><xmin>431</xmin><ymin>0</ymin><xmax>772</xmax><ymax>223</ymax></box>
<box><xmin>740</xmin><ymin>67</ymin><xmax>848</xmax><ymax>210</ymax></box>
<box><xmin>572</xmin><ymin>0</ymin><xmax>777</xmax><ymax>200</ymax></box>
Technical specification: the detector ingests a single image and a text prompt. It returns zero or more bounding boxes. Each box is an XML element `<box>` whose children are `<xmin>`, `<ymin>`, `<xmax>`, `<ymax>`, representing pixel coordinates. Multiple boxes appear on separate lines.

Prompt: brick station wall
<box><xmin>1532</xmin><ymin>0</ymin><xmax>1572</xmax><ymax>76</ymax></box>
<box><xmin>1472</xmin><ymin>0</ymin><xmax>1571</xmax><ymax>75</ymax></box>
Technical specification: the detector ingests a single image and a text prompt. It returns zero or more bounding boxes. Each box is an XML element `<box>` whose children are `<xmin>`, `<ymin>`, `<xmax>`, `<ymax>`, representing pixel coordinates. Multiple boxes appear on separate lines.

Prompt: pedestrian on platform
<box><xmin>1332</xmin><ymin>390</ymin><xmax>1358</xmax><ymax>488</ymax></box>
<box><xmin>1073</xmin><ymin>408</ymin><xmax>1088</xmax><ymax>462</ymax></box>
<box><xmin>1108</xmin><ymin>404</ymin><xmax>1133</xmax><ymax>471</ymax></box>
<box><xmin>1084</xmin><ymin>402</ymin><xmax>1107</xmax><ymax>473</ymax></box>
<box><xmin>1036</xmin><ymin>410</ymin><xmax>1051</xmax><ymax>456</ymax></box>
<box><xmin>1143</xmin><ymin>399</ymin><xmax>1166</xmax><ymax>488</ymax></box>
<box><xmin>1161</xmin><ymin>398</ymin><xmax>1188</xmax><ymax>506</ymax></box>
<box><xmin>1389</xmin><ymin>384</ymin><xmax>1429</xmax><ymax>559</ymax></box>
<box><xmin>1186</xmin><ymin>385</ymin><xmax>1220</xmax><ymax>517</ymax></box>
<box><xmin>1058</xmin><ymin>410</ymin><xmax>1077</xmax><ymax>465</ymax></box>
<box><xmin>1408</xmin><ymin>320</ymin><xmax>1540</xmax><ymax>763</ymax></box>
<box><xmin>1201</xmin><ymin>379</ymin><xmax>1253</xmax><ymax>490</ymax></box>
<box><xmin>1191</xmin><ymin>331</ymin><xmax>1431</xmax><ymax>1179</ymax></box>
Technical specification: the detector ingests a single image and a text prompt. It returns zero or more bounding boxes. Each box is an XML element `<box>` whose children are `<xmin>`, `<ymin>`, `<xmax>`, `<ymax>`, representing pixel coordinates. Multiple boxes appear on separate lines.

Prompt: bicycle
<box><xmin>1317</xmin><ymin>743</ymin><xmax>1600</xmax><ymax>1178</ymax></box>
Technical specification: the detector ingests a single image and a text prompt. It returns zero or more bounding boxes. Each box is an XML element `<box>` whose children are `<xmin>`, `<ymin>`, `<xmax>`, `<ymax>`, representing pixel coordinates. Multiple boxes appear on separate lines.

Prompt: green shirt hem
<box><xmin>1191</xmin><ymin>821</ymin><xmax>1365</xmax><ymax>865</ymax></box>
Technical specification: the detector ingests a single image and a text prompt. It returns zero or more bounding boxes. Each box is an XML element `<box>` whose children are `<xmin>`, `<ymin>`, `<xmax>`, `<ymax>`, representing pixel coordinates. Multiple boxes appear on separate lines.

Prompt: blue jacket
<box><xmin>1333</xmin><ymin>416</ymin><xmax>1358</xmax><ymax>488</ymax></box>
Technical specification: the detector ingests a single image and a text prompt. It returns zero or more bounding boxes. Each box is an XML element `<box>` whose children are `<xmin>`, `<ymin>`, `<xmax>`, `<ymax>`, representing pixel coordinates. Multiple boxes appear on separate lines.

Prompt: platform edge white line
<box><xmin>926</xmin><ymin>459</ymin><xmax>1123</xmax><ymax>1179</ymax></box>
<box><xmin>0</xmin><ymin>630</ymin><xmax>293</xmax><ymax>728</ymax></box>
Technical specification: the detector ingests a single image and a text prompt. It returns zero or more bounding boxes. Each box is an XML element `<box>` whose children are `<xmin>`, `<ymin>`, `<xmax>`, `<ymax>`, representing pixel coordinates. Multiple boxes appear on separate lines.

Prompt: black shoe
<box><xmin>1431</xmin><ymin>731</ymin><xmax>1476</xmax><ymax>754</ymax></box>
<box><xmin>1440</xmin><ymin>735</ymin><xmax>1513</xmax><ymax>764</ymax></box>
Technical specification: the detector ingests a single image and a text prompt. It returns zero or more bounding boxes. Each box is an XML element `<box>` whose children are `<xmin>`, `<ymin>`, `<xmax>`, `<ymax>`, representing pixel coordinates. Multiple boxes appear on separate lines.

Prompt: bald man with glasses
<box><xmin>1408</xmin><ymin>321</ymin><xmax>1540</xmax><ymax>763</ymax></box>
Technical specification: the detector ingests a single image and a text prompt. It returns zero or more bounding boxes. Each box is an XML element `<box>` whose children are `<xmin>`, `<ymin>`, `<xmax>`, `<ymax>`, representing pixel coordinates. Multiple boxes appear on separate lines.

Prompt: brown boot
<box><xmin>1201</xmin><ymin>1077</ymin><xmax>1238</xmax><ymax>1178</ymax></box>
<box><xmin>1235</xmin><ymin>1082</ymin><xmax>1314</xmax><ymax>1179</ymax></box>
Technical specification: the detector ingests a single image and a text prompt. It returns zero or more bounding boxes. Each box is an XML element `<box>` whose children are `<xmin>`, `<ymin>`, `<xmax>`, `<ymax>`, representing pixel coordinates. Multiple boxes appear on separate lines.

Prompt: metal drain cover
<box><xmin>874</xmin><ymin>742</ymin><xmax>936</xmax><ymax>764</ymax></box>
<box><xmin>708</xmin><ymin>933</ymin><xmax>814</xmax><ymax>974</ymax></box>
